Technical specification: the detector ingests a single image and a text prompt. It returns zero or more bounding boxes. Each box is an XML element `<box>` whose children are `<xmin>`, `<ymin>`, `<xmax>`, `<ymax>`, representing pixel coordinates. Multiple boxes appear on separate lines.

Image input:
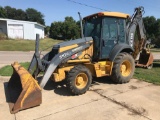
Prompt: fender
<box><xmin>109</xmin><ymin>44</ymin><xmax>134</xmax><ymax>62</ymax></box>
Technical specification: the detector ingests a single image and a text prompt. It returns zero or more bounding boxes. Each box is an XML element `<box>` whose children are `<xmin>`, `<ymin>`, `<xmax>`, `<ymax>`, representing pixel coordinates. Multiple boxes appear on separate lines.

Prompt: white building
<box><xmin>0</xmin><ymin>18</ymin><xmax>45</xmax><ymax>40</ymax></box>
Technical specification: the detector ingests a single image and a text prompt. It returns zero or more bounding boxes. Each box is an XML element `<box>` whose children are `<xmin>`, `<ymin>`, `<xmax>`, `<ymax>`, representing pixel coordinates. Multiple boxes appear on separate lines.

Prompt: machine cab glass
<box><xmin>84</xmin><ymin>16</ymin><xmax>126</xmax><ymax>60</ymax></box>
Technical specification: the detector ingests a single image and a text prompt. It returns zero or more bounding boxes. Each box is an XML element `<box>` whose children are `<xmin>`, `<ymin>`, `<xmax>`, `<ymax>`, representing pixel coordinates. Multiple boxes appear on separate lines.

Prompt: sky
<box><xmin>1</xmin><ymin>0</ymin><xmax>160</xmax><ymax>26</ymax></box>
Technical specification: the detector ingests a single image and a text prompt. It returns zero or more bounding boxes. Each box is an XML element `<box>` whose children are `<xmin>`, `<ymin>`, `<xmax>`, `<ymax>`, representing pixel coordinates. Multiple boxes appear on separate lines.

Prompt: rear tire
<box><xmin>66</xmin><ymin>65</ymin><xmax>92</xmax><ymax>95</ymax></box>
<box><xmin>111</xmin><ymin>53</ymin><xmax>135</xmax><ymax>83</ymax></box>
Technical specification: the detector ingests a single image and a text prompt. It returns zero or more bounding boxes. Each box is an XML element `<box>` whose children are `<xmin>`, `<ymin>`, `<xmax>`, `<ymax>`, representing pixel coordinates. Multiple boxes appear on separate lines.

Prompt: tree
<box><xmin>45</xmin><ymin>26</ymin><xmax>50</xmax><ymax>36</ymax></box>
<box><xmin>143</xmin><ymin>16</ymin><xmax>160</xmax><ymax>45</ymax></box>
<box><xmin>143</xmin><ymin>16</ymin><xmax>157</xmax><ymax>43</ymax></box>
<box><xmin>0</xmin><ymin>6</ymin><xmax>7</xmax><ymax>18</ymax></box>
<box><xmin>50</xmin><ymin>21</ymin><xmax>63</xmax><ymax>39</ymax></box>
<box><xmin>1</xmin><ymin>6</ymin><xmax>45</xmax><ymax>25</ymax></box>
<box><xmin>154</xmin><ymin>19</ymin><xmax>160</xmax><ymax>46</ymax></box>
<box><xmin>0</xmin><ymin>6</ymin><xmax>45</xmax><ymax>25</ymax></box>
<box><xmin>62</xmin><ymin>16</ymin><xmax>80</xmax><ymax>40</ymax></box>
<box><xmin>26</xmin><ymin>8</ymin><xmax>45</xmax><ymax>25</ymax></box>
<box><xmin>4</xmin><ymin>6</ymin><xmax>17</xmax><ymax>19</ymax></box>
<box><xmin>15</xmin><ymin>9</ymin><xmax>27</xmax><ymax>20</ymax></box>
<box><xmin>49</xmin><ymin>16</ymin><xmax>80</xmax><ymax>40</ymax></box>
<box><xmin>76</xmin><ymin>20</ymin><xmax>82</xmax><ymax>37</ymax></box>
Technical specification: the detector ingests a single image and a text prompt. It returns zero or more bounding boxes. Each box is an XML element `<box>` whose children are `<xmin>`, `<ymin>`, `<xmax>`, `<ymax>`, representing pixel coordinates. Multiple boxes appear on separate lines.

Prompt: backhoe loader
<box><xmin>7</xmin><ymin>6</ymin><xmax>153</xmax><ymax>113</ymax></box>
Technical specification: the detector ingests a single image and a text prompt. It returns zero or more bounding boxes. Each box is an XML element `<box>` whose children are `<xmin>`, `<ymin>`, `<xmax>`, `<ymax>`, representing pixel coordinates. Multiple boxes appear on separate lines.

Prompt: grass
<box><xmin>0</xmin><ymin>62</ymin><xmax>30</xmax><ymax>76</ymax></box>
<box><xmin>133</xmin><ymin>62</ymin><xmax>160</xmax><ymax>85</ymax></box>
<box><xmin>0</xmin><ymin>62</ymin><xmax>160</xmax><ymax>85</ymax></box>
<box><xmin>0</xmin><ymin>38</ymin><xmax>63</xmax><ymax>51</ymax></box>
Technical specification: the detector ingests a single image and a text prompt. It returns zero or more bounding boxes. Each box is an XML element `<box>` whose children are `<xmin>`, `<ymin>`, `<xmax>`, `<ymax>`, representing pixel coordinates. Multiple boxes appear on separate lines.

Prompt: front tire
<box><xmin>66</xmin><ymin>65</ymin><xmax>92</xmax><ymax>95</ymax></box>
<box><xmin>111</xmin><ymin>53</ymin><xmax>135</xmax><ymax>83</ymax></box>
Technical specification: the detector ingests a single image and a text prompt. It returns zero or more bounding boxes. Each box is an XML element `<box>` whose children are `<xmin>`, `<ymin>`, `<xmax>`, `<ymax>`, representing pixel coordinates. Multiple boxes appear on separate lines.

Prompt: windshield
<box><xmin>83</xmin><ymin>17</ymin><xmax>101</xmax><ymax>38</ymax></box>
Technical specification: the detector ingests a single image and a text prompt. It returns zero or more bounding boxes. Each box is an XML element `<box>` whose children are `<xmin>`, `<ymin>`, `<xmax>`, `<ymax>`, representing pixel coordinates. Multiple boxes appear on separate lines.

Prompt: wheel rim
<box><xmin>120</xmin><ymin>60</ymin><xmax>132</xmax><ymax>77</ymax></box>
<box><xmin>75</xmin><ymin>73</ymin><xmax>88</xmax><ymax>89</ymax></box>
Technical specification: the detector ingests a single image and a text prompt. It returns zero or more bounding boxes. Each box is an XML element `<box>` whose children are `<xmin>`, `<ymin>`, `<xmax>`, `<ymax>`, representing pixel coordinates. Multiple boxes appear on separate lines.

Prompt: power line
<box><xmin>121</xmin><ymin>0</ymin><xmax>160</xmax><ymax>14</ymax></box>
<box><xmin>67</xmin><ymin>0</ymin><xmax>109</xmax><ymax>11</ymax></box>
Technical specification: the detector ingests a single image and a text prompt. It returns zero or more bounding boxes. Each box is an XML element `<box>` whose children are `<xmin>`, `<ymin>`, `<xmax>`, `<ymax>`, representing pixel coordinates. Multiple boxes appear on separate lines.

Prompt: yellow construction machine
<box><xmin>7</xmin><ymin>6</ymin><xmax>153</xmax><ymax>113</ymax></box>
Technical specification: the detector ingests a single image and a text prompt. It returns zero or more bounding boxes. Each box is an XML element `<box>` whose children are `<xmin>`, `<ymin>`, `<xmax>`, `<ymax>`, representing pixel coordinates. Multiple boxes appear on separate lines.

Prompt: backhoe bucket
<box><xmin>136</xmin><ymin>50</ymin><xmax>154</xmax><ymax>68</ymax></box>
<box><xmin>7</xmin><ymin>62</ymin><xmax>42</xmax><ymax>114</ymax></box>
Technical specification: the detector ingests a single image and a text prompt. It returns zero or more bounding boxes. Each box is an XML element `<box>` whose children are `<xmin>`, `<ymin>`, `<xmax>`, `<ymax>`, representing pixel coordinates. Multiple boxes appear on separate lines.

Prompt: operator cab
<box><xmin>83</xmin><ymin>12</ymin><xmax>129</xmax><ymax>60</ymax></box>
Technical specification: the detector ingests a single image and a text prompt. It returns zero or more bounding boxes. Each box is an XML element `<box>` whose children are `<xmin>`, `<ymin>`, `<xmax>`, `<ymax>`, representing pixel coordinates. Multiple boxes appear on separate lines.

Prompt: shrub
<box><xmin>0</xmin><ymin>33</ymin><xmax>7</xmax><ymax>40</ymax></box>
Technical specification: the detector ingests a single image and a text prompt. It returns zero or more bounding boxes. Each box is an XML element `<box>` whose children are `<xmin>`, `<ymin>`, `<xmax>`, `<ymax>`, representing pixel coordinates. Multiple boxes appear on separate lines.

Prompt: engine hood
<box><xmin>54</xmin><ymin>37</ymin><xmax>93</xmax><ymax>48</ymax></box>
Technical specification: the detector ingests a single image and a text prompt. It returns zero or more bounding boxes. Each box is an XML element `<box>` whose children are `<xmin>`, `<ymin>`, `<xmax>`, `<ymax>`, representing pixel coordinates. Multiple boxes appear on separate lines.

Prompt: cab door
<box><xmin>101</xmin><ymin>17</ymin><xmax>126</xmax><ymax>59</ymax></box>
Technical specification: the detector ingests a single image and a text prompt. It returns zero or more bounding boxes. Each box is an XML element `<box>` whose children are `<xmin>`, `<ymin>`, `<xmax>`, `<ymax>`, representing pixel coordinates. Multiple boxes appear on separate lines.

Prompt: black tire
<box><xmin>66</xmin><ymin>65</ymin><xmax>92</xmax><ymax>95</ymax></box>
<box><xmin>111</xmin><ymin>53</ymin><xmax>135</xmax><ymax>83</ymax></box>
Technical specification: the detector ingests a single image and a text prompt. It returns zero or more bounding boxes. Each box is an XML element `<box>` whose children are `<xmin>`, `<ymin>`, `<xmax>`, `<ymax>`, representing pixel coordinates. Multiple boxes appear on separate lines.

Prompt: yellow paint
<box><xmin>52</xmin><ymin>41</ymin><xmax>93</xmax><ymax>82</ymax></box>
<box><xmin>84</xmin><ymin>12</ymin><xmax>129</xmax><ymax>19</ymax></box>
<box><xmin>101</xmin><ymin>12</ymin><xmax>129</xmax><ymax>18</ymax></box>
<box><xmin>85</xmin><ymin>61</ymin><xmax>113</xmax><ymax>77</ymax></box>
<box><xmin>52</xmin><ymin>66</ymin><xmax>74</xmax><ymax>82</ymax></box>
<box><xmin>59</xmin><ymin>44</ymin><xmax>78</xmax><ymax>53</ymax></box>
<box><xmin>120</xmin><ymin>60</ymin><xmax>131</xmax><ymax>77</ymax></box>
<box><xmin>67</xmin><ymin>59</ymin><xmax>91</xmax><ymax>63</ymax></box>
<box><xmin>77</xmin><ymin>44</ymin><xmax>93</xmax><ymax>59</ymax></box>
<box><xmin>11</xmin><ymin>62</ymin><xmax>41</xmax><ymax>108</ymax></box>
<box><xmin>107</xmin><ymin>61</ymin><xmax>113</xmax><ymax>75</ymax></box>
<box><xmin>85</xmin><ymin>43</ymin><xmax>93</xmax><ymax>57</ymax></box>
<box><xmin>75</xmin><ymin>73</ymin><xmax>88</xmax><ymax>89</ymax></box>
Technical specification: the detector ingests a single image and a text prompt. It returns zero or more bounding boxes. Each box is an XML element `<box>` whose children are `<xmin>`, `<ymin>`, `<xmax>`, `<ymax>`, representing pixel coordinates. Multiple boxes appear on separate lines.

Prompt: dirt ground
<box><xmin>0</xmin><ymin>77</ymin><xmax>160</xmax><ymax>120</ymax></box>
<box><xmin>0</xmin><ymin>51</ymin><xmax>160</xmax><ymax>120</ymax></box>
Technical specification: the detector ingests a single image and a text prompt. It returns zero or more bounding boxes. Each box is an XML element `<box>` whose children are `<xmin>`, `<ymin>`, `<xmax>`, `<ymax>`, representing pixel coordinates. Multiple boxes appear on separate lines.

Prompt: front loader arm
<box><xmin>28</xmin><ymin>35</ymin><xmax>93</xmax><ymax>88</ymax></box>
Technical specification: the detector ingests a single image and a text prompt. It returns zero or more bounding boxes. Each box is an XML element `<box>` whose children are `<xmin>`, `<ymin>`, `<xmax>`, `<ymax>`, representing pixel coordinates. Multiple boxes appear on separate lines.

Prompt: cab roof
<box><xmin>84</xmin><ymin>12</ymin><xmax>130</xmax><ymax>19</ymax></box>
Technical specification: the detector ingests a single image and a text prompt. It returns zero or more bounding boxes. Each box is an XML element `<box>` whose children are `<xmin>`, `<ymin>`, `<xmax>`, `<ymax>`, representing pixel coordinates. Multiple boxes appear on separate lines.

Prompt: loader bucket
<box><xmin>7</xmin><ymin>62</ymin><xmax>42</xmax><ymax>114</ymax></box>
